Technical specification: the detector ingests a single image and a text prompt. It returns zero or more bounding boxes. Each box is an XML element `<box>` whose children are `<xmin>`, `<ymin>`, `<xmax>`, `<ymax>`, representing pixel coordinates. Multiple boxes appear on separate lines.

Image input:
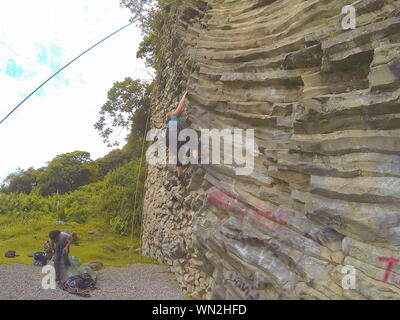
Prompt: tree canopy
<box><xmin>94</xmin><ymin>77</ymin><xmax>151</xmax><ymax>147</ymax></box>
<box><xmin>121</xmin><ymin>0</ymin><xmax>172</xmax><ymax>69</ymax></box>
<box><xmin>36</xmin><ymin>151</ymin><xmax>97</xmax><ymax>196</ymax></box>
<box><xmin>1</xmin><ymin>167</ymin><xmax>40</xmax><ymax>195</ymax></box>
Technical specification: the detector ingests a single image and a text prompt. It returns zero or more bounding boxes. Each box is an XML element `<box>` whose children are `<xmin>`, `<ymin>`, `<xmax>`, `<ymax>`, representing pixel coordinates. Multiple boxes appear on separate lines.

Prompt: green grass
<box><xmin>0</xmin><ymin>213</ymin><xmax>159</xmax><ymax>267</ymax></box>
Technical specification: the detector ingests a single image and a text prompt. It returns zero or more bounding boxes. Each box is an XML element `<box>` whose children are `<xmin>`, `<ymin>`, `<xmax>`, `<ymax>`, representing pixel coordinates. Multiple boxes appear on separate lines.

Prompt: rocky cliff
<box><xmin>142</xmin><ymin>0</ymin><xmax>400</xmax><ymax>299</ymax></box>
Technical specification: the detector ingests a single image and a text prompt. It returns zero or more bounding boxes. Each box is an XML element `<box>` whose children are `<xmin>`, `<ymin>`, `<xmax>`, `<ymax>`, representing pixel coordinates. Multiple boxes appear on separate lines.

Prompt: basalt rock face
<box><xmin>142</xmin><ymin>0</ymin><xmax>400</xmax><ymax>299</ymax></box>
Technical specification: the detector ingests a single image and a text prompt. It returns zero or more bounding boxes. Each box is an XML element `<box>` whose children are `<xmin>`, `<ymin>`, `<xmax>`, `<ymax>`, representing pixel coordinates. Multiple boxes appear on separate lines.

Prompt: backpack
<box><xmin>4</xmin><ymin>250</ymin><xmax>17</xmax><ymax>258</ymax></box>
<box><xmin>61</xmin><ymin>274</ymin><xmax>96</xmax><ymax>298</ymax></box>
<box><xmin>33</xmin><ymin>252</ymin><xmax>48</xmax><ymax>266</ymax></box>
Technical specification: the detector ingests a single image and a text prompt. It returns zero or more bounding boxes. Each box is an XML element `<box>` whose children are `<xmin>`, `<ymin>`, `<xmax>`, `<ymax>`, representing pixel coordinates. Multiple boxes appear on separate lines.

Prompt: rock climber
<box><xmin>48</xmin><ymin>230</ymin><xmax>73</xmax><ymax>282</ymax></box>
<box><xmin>165</xmin><ymin>90</ymin><xmax>190</xmax><ymax>179</ymax></box>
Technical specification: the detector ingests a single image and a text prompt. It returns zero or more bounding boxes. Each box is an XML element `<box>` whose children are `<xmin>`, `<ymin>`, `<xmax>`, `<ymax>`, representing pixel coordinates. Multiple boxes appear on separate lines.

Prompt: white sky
<box><xmin>0</xmin><ymin>0</ymin><xmax>152</xmax><ymax>182</ymax></box>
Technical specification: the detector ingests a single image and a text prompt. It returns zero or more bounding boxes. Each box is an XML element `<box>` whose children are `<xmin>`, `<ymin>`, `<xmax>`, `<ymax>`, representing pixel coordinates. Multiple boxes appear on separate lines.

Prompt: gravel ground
<box><xmin>0</xmin><ymin>264</ymin><xmax>184</xmax><ymax>300</ymax></box>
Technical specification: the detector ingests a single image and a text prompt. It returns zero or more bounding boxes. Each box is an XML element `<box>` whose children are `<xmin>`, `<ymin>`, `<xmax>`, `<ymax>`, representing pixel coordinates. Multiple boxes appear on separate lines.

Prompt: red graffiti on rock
<box><xmin>208</xmin><ymin>189</ymin><xmax>288</xmax><ymax>232</ymax></box>
<box><xmin>379</xmin><ymin>256</ymin><xmax>400</xmax><ymax>284</ymax></box>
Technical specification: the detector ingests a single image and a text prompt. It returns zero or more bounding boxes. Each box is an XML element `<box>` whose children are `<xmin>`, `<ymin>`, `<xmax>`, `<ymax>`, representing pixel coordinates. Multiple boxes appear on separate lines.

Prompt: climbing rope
<box><xmin>129</xmin><ymin>105</ymin><xmax>151</xmax><ymax>260</ymax></box>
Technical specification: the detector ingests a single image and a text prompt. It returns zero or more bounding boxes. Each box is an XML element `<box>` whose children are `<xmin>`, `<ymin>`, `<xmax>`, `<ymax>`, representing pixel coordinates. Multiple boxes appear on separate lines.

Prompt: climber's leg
<box><xmin>176</xmin><ymin>140</ymin><xmax>186</xmax><ymax>178</ymax></box>
<box><xmin>54</xmin><ymin>247</ymin><xmax>64</xmax><ymax>281</ymax></box>
<box><xmin>62</xmin><ymin>249</ymin><xmax>71</xmax><ymax>267</ymax></box>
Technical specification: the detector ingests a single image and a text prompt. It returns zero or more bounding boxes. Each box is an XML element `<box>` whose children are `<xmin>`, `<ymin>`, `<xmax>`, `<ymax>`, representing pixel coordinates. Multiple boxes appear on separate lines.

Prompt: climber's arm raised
<box><xmin>164</xmin><ymin>91</ymin><xmax>188</xmax><ymax>122</ymax></box>
<box><xmin>174</xmin><ymin>90</ymin><xmax>188</xmax><ymax>116</ymax></box>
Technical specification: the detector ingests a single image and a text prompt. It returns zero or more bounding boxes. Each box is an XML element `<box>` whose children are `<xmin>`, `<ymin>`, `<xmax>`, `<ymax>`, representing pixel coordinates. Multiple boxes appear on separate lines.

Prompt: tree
<box><xmin>121</xmin><ymin>0</ymin><xmax>171</xmax><ymax>69</ymax></box>
<box><xmin>37</xmin><ymin>151</ymin><xmax>97</xmax><ymax>196</ymax></box>
<box><xmin>94</xmin><ymin>77</ymin><xmax>151</xmax><ymax>147</ymax></box>
<box><xmin>135</xmin><ymin>6</ymin><xmax>165</xmax><ymax>68</ymax></box>
<box><xmin>120</xmin><ymin>0</ymin><xmax>156</xmax><ymax>22</ymax></box>
<box><xmin>98</xmin><ymin>157</ymin><xmax>147</xmax><ymax>234</ymax></box>
<box><xmin>1</xmin><ymin>167</ymin><xmax>40</xmax><ymax>195</ymax></box>
<box><xmin>95</xmin><ymin>149</ymin><xmax>130</xmax><ymax>179</ymax></box>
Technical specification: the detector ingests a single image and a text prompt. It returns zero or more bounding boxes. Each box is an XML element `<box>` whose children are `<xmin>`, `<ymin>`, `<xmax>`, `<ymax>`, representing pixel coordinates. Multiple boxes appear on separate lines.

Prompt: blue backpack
<box><xmin>33</xmin><ymin>252</ymin><xmax>48</xmax><ymax>266</ymax></box>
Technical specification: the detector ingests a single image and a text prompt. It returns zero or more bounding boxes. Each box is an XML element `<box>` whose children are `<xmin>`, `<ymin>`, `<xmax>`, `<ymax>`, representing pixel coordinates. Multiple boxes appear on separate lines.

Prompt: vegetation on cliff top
<box><xmin>121</xmin><ymin>0</ymin><xmax>176</xmax><ymax>69</ymax></box>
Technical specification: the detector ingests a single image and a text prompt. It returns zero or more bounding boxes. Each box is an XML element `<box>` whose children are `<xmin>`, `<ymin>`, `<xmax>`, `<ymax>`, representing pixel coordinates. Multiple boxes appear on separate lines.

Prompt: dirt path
<box><xmin>0</xmin><ymin>264</ymin><xmax>184</xmax><ymax>300</ymax></box>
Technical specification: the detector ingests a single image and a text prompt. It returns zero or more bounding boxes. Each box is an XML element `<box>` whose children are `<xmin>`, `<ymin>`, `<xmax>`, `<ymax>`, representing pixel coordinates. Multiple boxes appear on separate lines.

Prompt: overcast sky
<box><xmin>0</xmin><ymin>0</ymin><xmax>151</xmax><ymax>182</ymax></box>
